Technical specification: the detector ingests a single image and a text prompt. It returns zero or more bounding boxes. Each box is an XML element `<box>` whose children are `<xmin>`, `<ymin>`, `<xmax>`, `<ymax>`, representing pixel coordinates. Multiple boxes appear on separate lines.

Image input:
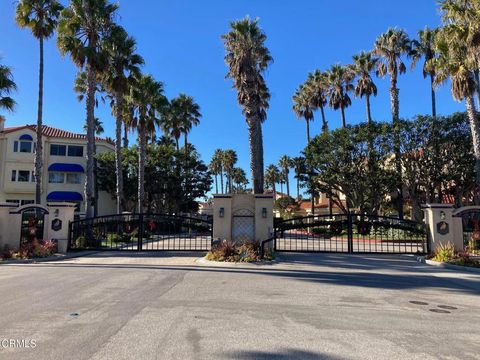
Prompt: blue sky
<box><xmin>0</xmin><ymin>1</ymin><xmax>465</xmax><ymax>196</ymax></box>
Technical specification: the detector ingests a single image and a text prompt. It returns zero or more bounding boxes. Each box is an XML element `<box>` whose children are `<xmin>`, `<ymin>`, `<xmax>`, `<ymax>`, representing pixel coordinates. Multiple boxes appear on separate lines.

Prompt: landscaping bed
<box><xmin>206</xmin><ymin>239</ymin><xmax>273</xmax><ymax>263</ymax></box>
<box><xmin>1</xmin><ymin>239</ymin><xmax>57</xmax><ymax>262</ymax></box>
<box><xmin>426</xmin><ymin>243</ymin><xmax>480</xmax><ymax>269</ymax></box>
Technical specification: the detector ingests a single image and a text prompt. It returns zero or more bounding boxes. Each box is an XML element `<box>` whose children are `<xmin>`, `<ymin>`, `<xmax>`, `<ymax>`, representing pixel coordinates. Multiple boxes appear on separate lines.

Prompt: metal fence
<box><xmin>69</xmin><ymin>213</ymin><xmax>213</xmax><ymax>251</ymax></box>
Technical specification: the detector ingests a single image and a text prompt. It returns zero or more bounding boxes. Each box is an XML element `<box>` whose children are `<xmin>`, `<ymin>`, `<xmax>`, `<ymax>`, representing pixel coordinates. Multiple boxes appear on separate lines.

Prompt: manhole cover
<box><xmin>409</xmin><ymin>301</ymin><xmax>429</xmax><ymax>306</ymax></box>
<box><xmin>438</xmin><ymin>305</ymin><xmax>457</xmax><ymax>310</ymax></box>
<box><xmin>429</xmin><ymin>309</ymin><xmax>450</xmax><ymax>314</ymax></box>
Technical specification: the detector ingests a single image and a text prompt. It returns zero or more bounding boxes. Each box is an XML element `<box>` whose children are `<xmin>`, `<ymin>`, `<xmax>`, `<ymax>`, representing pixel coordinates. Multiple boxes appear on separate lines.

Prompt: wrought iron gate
<box><xmin>274</xmin><ymin>213</ymin><xmax>427</xmax><ymax>254</ymax></box>
<box><xmin>69</xmin><ymin>213</ymin><xmax>213</xmax><ymax>251</ymax></box>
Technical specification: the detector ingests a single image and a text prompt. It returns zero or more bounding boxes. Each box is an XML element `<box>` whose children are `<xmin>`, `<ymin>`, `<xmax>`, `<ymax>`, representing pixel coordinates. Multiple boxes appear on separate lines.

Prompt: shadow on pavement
<box><xmin>225</xmin><ymin>349</ymin><xmax>344</xmax><ymax>360</ymax></box>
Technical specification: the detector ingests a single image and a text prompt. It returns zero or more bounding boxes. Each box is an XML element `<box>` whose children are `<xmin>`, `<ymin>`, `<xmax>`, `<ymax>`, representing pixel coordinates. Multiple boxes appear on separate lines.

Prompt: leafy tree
<box><xmin>222</xmin><ymin>17</ymin><xmax>272</xmax><ymax>194</ymax></box>
<box><xmin>57</xmin><ymin>0</ymin><xmax>118</xmax><ymax>217</ymax></box>
<box><xmin>274</xmin><ymin>196</ymin><xmax>298</xmax><ymax>219</ymax></box>
<box><xmin>16</xmin><ymin>0</ymin><xmax>63</xmax><ymax>205</ymax></box>
<box><xmin>232</xmin><ymin>167</ymin><xmax>249</xmax><ymax>193</ymax></box>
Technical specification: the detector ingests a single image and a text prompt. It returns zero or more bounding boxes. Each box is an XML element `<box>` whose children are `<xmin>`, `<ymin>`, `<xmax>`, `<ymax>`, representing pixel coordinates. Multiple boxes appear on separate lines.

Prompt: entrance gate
<box><xmin>69</xmin><ymin>213</ymin><xmax>213</xmax><ymax>251</ymax></box>
<box><xmin>453</xmin><ymin>207</ymin><xmax>480</xmax><ymax>254</ymax></box>
<box><xmin>274</xmin><ymin>213</ymin><xmax>427</xmax><ymax>254</ymax></box>
<box><xmin>19</xmin><ymin>207</ymin><xmax>48</xmax><ymax>245</ymax></box>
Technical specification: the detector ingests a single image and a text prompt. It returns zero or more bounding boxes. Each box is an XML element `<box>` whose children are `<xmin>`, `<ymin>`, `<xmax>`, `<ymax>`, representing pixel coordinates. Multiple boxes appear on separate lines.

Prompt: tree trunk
<box><xmin>273</xmin><ymin>181</ymin><xmax>277</xmax><ymax>199</ymax></box>
<box><xmin>474</xmin><ymin>70</ymin><xmax>480</xmax><ymax>107</ymax></box>
<box><xmin>430</xmin><ymin>74</ymin><xmax>437</xmax><ymax>118</ymax></box>
<box><xmin>306</xmin><ymin>119</ymin><xmax>310</xmax><ymax>143</ymax></box>
<box><xmin>214</xmin><ymin>173</ymin><xmax>218</xmax><ymax>194</ymax></box>
<box><xmin>430</xmin><ymin>73</ymin><xmax>442</xmax><ymax>202</ymax></box>
<box><xmin>184</xmin><ymin>132</ymin><xmax>188</xmax><ymax>152</ymax></box>
<box><xmin>34</xmin><ymin>36</ymin><xmax>44</xmax><ymax>205</ymax></box>
<box><xmin>220</xmin><ymin>169</ymin><xmax>224</xmax><ymax>194</ymax></box>
<box><xmin>390</xmin><ymin>76</ymin><xmax>404</xmax><ymax>219</ymax></box>
<box><xmin>115</xmin><ymin>91</ymin><xmax>125</xmax><ymax>214</ymax></box>
<box><xmin>320</xmin><ymin>105</ymin><xmax>328</xmax><ymax>133</ymax></box>
<box><xmin>85</xmin><ymin>65</ymin><xmax>96</xmax><ymax>218</ymax></box>
<box><xmin>285</xmin><ymin>171</ymin><xmax>290</xmax><ymax>197</ymax></box>
<box><xmin>123</xmin><ymin>122</ymin><xmax>129</xmax><ymax>148</ymax></box>
<box><xmin>366</xmin><ymin>94</ymin><xmax>372</xmax><ymax>124</ymax></box>
<box><xmin>248</xmin><ymin>116</ymin><xmax>265</xmax><ymax>194</ymax></box>
<box><xmin>175</xmin><ymin>138</ymin><xmax>179</xmax><ymax>152</ymax></box>
<box><xmin>340</xmin><ymin>106</ymin><xmax>346</xmax><ymax>128</ymax></box>
<box><xmin>280</xmin><ymin>181</ymin><xmax>283</xmax><ymax>195</ymax></box>
<box><xmin>138</xmin><ymin>125</ymin><xmax>146</xmax><ymax>213</ymax></box>
<box><xmin>465</xmin><ymin>94</ymin><xmax>480</xmax><ymax>204</ymax></box>
<box><xmin>296</xmin><ymin>175</ymin><xmax>300</xmax><ymax>201</ymax></box>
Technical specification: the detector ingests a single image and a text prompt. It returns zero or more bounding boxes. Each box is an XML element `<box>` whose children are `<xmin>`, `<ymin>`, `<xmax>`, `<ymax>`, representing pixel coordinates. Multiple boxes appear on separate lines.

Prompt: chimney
<box><xmin>0</xmin><ymin>116</ymin><xmax>5</xmax><ymax>132</ymax></box>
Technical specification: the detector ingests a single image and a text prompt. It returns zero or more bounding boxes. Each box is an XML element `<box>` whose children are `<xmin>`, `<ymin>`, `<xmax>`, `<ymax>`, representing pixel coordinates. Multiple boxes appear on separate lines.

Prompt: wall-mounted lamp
<box><xmin>219</xmin><ymin>207</ymin><xmax>225</xmax><ymax>218</ymax></box>
<box><xmin>440</xmin><ymin>211</ymin><xmax>446</xmax><ymax>220</ymax></box>
<box><xmin>262</xmin><ymin>207</ymin><xmax>267</xmax><ymax>218</ymax></box>
<box><xmin>54</xmin><ymin>209</ymin><xmax>60</xmax><ymax>218</ymax></box>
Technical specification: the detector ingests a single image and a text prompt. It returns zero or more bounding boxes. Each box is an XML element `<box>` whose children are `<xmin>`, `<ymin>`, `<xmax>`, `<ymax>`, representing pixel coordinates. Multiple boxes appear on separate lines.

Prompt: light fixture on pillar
<box><xmin>262</xmin><ymin>207</ymin><xmax>267</xmax><ymax>218</ymax></box>
<box><xmin>440</xmin><ymin>211</ymin><xmax>446</xmax><ymax>220</ymax></box>
<box><xmin>219</xmin><ymin>207</ymin><xmax>225</xmax><ymax>218</ymax></box>
<box><xmin>54</xmin><ymin>209</ymin><xmax>59</xmax><ymax>218</ymax></box>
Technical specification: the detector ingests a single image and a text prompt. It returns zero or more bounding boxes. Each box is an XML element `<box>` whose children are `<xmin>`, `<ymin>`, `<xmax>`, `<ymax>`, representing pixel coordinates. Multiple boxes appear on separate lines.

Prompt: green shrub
<box><xmin>206</xmin><ymin>240</ymin><xmax>265</xmax><ymax>262</ymax></box>
<box><xmin>431</xmin><ymin>242</ymin><xmax>455</xmax><ymax>262</ymax></box>
<box><xmin>107</xmin><ymin>233</ymin><xmax>122</xmax><ymax>243</ymax></box>
<box><xmin>75</xmin><ymin>236</ymin><xmax>86</xmax><ymax>248</ymax></box>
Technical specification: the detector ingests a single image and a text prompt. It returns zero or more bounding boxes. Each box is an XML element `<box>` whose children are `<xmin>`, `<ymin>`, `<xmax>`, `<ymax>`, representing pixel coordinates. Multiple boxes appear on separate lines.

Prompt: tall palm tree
<box><xmin>374</xmin><ymin>28</ymin><xmax>412</xmax><ymax>218</ymax></box>
<box><xmin>306</xmin><ymin>70</ymin><xmax>328</xmax><ymax>133</ymax></box>
<box><xmin>292</xmin><ymin>84</ymin><xmax>315</xmax><ymax>143</ymax></box>
<box><xmin>278</xmin><ymin>155</ymin><xmax>292</xmax><ymax>197</ymax></box>
<box><xmin>291</xmin><ymin>157</ymin><xmax>305</xmax><ymax>201</ymax></box>
<box><xmin>57</xmin><ymin>0</ymin><xmax>118</xmax><ymax>218</ymax></box>
<box><xmin>325</xmin><ymin>64</ymin><xmax>354</xmax><ymax>128</ymax></box>
<box><xmin>265</xmin><ymin>164</ymin><xmax>280</xmax><ymax>198</ymax></box>
<box><xmin>100</xmin><ymin>26</ymin><xmax>143</xmax><ymax>213</ymax></box>
<box><xmin>222</xmin><ymin>149</ymin><xmax>237</xmax><ymax>193</ymax></box>
<box><xmin>0</xmin><ymin>61</ymin><xmax>17</xmax><ymax>114</ymax></box>
<box><xmin>412</xmin><ymin>27</ymin><xmax>439</xmax><ymax>118</ymax></box>
<box><xmin>128</xmin><ymin>74</ymin><xmax>167</xmax><ymax>213</ymax></box>
<box><xmin>351</xmin><ymin>51</ymin><xmax>378</xmax><ymax>123</ymax></box>
<box><xmin>162</xmin><ymin>103</ymin><xmax>183</xmax><ymax>152</ymax></box>
<box><xmin>232</xmin><ymin>167</ymin><xmax>248</xmax><ymax>192</ymax></box>
<box><xmin>222</xmin><ymin>17</ymin><xmax>272</xmax><ymax>194</ymax></box>
<box><xmin>16</xmin><ymin>0</ymin><xmax>63</xmax><ymax>205</ymax></box>
<box><xmin>433</xmin><ymin>5</ymin><xmax>480</xmax><ymax>200</ymax></box>
<box><xmin>209</xmin><ymin>150</ymin><xmax>223</xmax><ymax>194</ymax></box>
<box><xmin>168</xmin><ymin>94</ymin><xmax>201</xmax><ymax>152</ymax></box>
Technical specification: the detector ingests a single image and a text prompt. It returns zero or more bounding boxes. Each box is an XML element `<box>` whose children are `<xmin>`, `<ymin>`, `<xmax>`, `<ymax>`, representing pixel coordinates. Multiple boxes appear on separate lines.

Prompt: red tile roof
<box><xmin>2</xmin><ymin>124</ymin><xmax>112</xmax><ymax>144</ymax></box>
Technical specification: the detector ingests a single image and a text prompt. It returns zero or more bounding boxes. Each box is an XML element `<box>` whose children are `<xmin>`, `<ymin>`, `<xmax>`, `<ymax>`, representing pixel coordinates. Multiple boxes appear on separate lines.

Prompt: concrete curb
<box><xmin>416</xmin><ymin>256</ymin><xmax>480</xmax><ymax>274</ymax></box>
<box><xmin>0</xmin><ymin>250</ymin><xmax>100</xmax><ymax>265</ymax></box>
<box><xmin>196</xmin><ymin>256</ymin><xmax>276</xmax><ymax>267</ymax></box>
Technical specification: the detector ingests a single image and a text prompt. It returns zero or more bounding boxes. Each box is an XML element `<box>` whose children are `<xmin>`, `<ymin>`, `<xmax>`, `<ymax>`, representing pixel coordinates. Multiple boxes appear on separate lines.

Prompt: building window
<box><xmin>50</xmin><ymin>144</ymin><xmax>67</xmax><ymax>156</ymax></box>
<box><xmin>17</xmin><ymin>170</ymin><xmax>31</xmax><ymax>182</ymax></box>
<box><xmin>49</xmin><ymin>172</ymin><xmax>65</xmax><ymax>184</ymax></box>
<box><xmin>11</xmin><ymin>170</ymin><xmax>16</xmax><ymax>181</ymax></box>
<box><xmin>13</xmin><ymin>140</ymin><xmax>33</xmax><ymax>153</ymax></box>
<box><xmin>68</xmin><ymin>145</ymin><xmax>84</xmax><ymax>157</ymax></box>
<box><xmin>21</xmin><ymin>200</ymin><xmax>34</xmax><ymax>206</ymax></box>
<box><xmin>66</xmin><ymin>173</ymin><xmax>82</xmax><ymax>184</ymax></box>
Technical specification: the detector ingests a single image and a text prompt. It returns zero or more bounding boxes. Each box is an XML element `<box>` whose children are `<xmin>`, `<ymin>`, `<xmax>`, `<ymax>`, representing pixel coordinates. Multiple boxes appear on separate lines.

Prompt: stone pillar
<box><xmin>423</xmin><ymin>204</ymin><xmax>463</xmax><ymax>253</ymax></box>
<box><xmin>0</xmin><ymin>203</ymin><xmax>19</xmax><ymax>250</ymax></box>
<box><xmin>46</xmin><ymin>202</ymin><xmax>76</xmax><ymax>254</ymax></box>
<box><xmin>254</xmin><ymin>194</ymin><xmax>274</xmax><ymax>242</ymax></box>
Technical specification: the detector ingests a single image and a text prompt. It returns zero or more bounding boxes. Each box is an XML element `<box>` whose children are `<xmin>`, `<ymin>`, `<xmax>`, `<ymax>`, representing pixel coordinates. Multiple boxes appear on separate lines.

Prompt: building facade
<box><xmin>0</xmin><ymin>118</ymin><xmax>116</xmax><ymax>216</ymax></box>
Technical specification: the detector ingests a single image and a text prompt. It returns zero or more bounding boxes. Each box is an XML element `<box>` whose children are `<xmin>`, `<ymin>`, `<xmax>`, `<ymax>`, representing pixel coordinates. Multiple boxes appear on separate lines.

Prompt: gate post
<box><xmin>347</xmin><ymin>213</ymin><xmax>353</xmax><ymax>254</ymax></box>
<box><xmin>423</xmin><ymin>204</ymin><xmax>462</xmax><ymax>253</ymax></box>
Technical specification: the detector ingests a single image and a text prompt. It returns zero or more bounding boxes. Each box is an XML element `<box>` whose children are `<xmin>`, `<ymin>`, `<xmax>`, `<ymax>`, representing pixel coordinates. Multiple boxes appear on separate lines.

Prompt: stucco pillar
<box><xmin>46</xmin><ymin>202</ymin><xmax>76</xmax><ymax>254</ymax></box>
<box><xmin>423</xmin><ymin>204</ymin><xmax>463</xmax><ymax>253</ymax></box>
<box><xmin>254</xmin><ymin>194</ymin><xmax>274</xmax><ymax>242</ymax></box>
<box><xmin>0</xmin><ymin>203</ymin><xmax>19</xmax><ymax>250</ymax></box>
<box><xmin>212</xmin><ymin>195</ymin><xmax>232</xmax><ymax>241</ymax></box>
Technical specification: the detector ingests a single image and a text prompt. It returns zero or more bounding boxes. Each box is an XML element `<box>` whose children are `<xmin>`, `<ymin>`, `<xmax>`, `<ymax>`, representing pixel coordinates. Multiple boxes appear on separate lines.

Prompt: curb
<box><xmin>196</xmin><ymin>256</ymin><xmax>277</xmax><ymax>267</ymax></box>
<box><xmin>416</xmin><ymin>256</ymin><xmax>480</xmax><ymax>274</ymax></box>
<box><xmin>0</xmin><ymin>250</ymin><xmax>100</xmax><ymax>265</ymax></box>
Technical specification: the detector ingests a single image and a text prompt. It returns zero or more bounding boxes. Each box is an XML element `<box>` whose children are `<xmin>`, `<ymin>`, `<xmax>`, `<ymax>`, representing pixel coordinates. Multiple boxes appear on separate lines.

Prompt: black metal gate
<box><xmin>69</xmin><ymin>214</ymin><xmax>213</xmax><ymax>251</ymax></box>
<box><xmin>20</xmin><ymin>207</ymin><xmax>48</xmax><ymax>244</ymax></box>
<box><xmin>274</xmin><ymin>213</ymin><xmax>427</xmax><ymax>254</ymax></box>
<box><xmin>453</xmin><ymin>208</ymin><xmax>480</xmax><ymax>254</ymax></box>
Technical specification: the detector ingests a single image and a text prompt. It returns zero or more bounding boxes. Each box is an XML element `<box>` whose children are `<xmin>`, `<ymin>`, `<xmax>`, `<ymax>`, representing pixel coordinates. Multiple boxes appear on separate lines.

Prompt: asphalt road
<box><xmin>0</xmin><ymin>252</ymin><xmax>479</xmax><ymax>360</ymax></box>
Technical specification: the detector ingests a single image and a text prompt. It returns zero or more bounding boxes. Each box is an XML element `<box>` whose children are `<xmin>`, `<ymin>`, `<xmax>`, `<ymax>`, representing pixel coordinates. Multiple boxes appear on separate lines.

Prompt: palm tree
<box><xmin>325</xmin><ymin>64</ymin><xmax>354</xmax><ymax>128</ymax></box>
<box><xmin>232</xmin><ymin>167</ymin><xmax>248</xmax><ymax>192</ymax></box>
<box><xmin>209</xmin><ymin>150</ymin><xmax>223</xmax><ymax>194</ymax></box>
<box><xmin>278</xmin><ymin>155</ymin><xmax>292</xmax><ymax>197</ymax></box>
<box><xmin>351</xmin><ymin>51</ymin><xmax>378</xmax><ymax>123</ymax></box>
<box><xmin>57</xmin><ymin>0</ymin><xmax>118</xmax><ymax>218</ymax></box>
<box><xmin>412</xmin><ymin>27</ymin><xmax>439</xmax><ymax>118</ymax></box>
<box><xmin>128</xmin><ymin>74</ymin><xmax>167</xmax><ymax>213</ymax></box>
<box><xmin>222</xmin><ymin>17</ymin><xmax>272</xmax><ymax>194</ymax></box>
<box><xmin>168</xmin><ymin>94</ymin><xmax>201</xmax><ymax>152</ymax></box>
<box><xmin>265</xmin><ymin>164</ymin><xmax>280</xmax><ymax>198</ymax></box>
<box><xmin>222</xmin><ymin>149</ymin><xmax>237</xmax><ymax>193</ymax></box>
<box><xmin>292</xmin><ymin>84</ymin><xmax>315</xmax><ymax>143</ymax></box>
<box><xmin>432</xmin><ymin>5</ymin><xmax>480</xmax><ymax>200</ymax></box>
<box><xmin>306</xmin><ymin>70</ymin><xmax>328</xmax><ymax>133</ymax></box>
<box><xmin>374</xmin><ymin>28</ymin><xmax>412</xmax><ymax>218</ymax></box>
<box><xmin>162</xmin><ymin>103</ymin><xmax>183</xmax><ymax>152</ymax></box>
<box><xmin>0</xmin><ymin>61</ymin><xmax>17</xmax><ymax>114</ymax></box>
<box><xmin>291</xmin><ymin>157</ymin><xmax>305</xmax><ymax>201</ymax></box>
<box><xmin>100</xmin><ymin>26</ymin><xmax>143</xmax><ymax>213</ymax></box>
<box><xmin>16</xmin><ymin>0</ymin><xmax>63</xmax><ymax>205</ymax></box>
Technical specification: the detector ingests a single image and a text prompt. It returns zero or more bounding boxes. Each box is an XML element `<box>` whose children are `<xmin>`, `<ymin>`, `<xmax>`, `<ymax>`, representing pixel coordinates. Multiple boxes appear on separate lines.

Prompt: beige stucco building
<box><xmin>0</xmin><ymin>118</ymin><xmax>116</xmax><ymax>216</ymax></box>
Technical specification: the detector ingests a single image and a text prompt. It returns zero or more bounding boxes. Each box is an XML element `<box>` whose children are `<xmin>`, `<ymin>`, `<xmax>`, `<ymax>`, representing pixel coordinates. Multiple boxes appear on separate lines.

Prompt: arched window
<box><xmin>14</xmin><ymin>134</ymin><xmax>34</xmax><ymax>153</ymax></box>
